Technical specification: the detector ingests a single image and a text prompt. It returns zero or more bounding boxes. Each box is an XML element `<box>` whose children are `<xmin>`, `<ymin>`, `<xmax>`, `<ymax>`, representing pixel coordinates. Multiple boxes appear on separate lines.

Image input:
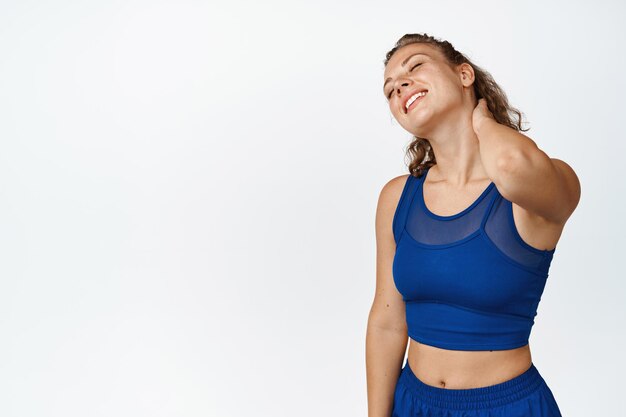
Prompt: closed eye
<box><xmin>386</xmin><ymin>63</ymin><xmax>423</xmax><ymax>99</ymax></box>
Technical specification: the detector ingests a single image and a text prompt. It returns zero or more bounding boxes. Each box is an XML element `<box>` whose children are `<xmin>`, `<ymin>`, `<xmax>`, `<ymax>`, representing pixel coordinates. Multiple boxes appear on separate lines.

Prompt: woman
<box><xmin>365</xmin><ymin>33</ymin><xmax>580</xmax><ymax>416</ymax></box>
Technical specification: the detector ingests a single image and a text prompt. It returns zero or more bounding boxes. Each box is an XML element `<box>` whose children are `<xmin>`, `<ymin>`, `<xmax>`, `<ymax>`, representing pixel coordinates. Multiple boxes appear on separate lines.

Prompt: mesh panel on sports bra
<box><xmin>484</xmin><ymin>193</ymin><xmax>555</xmax><ymax>272</ymax></box>
<box><xmin>402</xmin><ymin>168</ymin><xmax>555</xmax><ymax>273</ymax></box>
<box><xmin>404</xmin><ymin>175</ymin><xmax>496</xmax><ymax>246</ymax></box>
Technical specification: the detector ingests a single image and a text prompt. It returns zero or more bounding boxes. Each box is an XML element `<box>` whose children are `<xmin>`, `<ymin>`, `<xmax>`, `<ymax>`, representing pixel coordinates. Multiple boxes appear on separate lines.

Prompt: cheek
<box><xmin>389</xmin><ymin>101</ymin><xmax>403</xmax><ymax>117</ymax></box>
<box><xmin>440</xmin><ymin>75</ymin><xmax>465</xmax><ymax>99</ymax></box>
<box><xmin>428</xmin><ymin>84</ymin><xmax>462</xmax><ymax>110</ymax></box>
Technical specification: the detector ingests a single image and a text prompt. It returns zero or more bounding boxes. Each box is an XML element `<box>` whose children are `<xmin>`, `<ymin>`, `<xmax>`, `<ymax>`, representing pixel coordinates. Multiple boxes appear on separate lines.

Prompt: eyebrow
<box><xmin>383</xmin><ymin>53</ymin><xmax>430</xmax><ymax>92</ymax></box>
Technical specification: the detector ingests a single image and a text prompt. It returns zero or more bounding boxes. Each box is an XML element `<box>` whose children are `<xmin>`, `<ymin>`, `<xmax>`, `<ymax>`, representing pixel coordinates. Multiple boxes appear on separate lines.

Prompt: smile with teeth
<box><xmin>405</xmin><ymin>91</ymin><xmax>428</xmax><ymax>112</ymax></box>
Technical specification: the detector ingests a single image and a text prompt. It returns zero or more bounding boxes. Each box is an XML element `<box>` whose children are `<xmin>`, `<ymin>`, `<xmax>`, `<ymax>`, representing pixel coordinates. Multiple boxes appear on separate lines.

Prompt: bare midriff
<box><xmin>407</xmin><ymin>338</ymin><xmax>533</xmax><ymax>389</ymax></box>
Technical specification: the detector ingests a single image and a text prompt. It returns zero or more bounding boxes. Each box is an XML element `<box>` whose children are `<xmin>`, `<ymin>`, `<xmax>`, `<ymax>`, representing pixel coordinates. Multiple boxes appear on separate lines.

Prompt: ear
<box><xmin>458</xmin><ymin>63</ymin><xmax>475</xmax><ymax>88</ymax></box>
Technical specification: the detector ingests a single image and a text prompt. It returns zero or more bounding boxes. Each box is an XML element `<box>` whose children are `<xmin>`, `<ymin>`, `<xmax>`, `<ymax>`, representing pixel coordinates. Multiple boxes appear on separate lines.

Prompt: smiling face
<box><xmin>383</xmin><ymin>43</ymin><xmax>473</xmax><ymax>137</ymax></box>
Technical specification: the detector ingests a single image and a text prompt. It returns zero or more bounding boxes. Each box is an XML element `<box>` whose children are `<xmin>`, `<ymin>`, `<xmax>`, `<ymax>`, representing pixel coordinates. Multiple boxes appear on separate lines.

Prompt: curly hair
<box><xmin>384</xmin><ymin>33</ymin><xmax>530</xmax><ymax>178</ymax></box>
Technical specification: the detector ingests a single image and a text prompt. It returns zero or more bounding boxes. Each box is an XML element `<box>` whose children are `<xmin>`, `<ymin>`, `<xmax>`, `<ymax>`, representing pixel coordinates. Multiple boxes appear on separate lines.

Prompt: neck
<box><xmin>421</xmin><ymin>107</ymin><xmax>488</xmax><ymax>187</ymax></box>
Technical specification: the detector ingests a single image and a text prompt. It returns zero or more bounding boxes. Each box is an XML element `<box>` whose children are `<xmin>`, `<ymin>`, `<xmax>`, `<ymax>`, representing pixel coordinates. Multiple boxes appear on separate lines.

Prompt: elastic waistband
<box><xmin>398</xmin><ymin>359</ymin><xmax>545</xmax><ymax>410</ymax></box>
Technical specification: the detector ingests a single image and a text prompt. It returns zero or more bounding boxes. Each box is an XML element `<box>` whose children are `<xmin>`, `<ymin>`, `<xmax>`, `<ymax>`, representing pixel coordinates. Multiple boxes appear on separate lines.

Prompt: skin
<box><xmin>377</xmin><ymin>43</ymin><xmax>580</xmax><ymax>389</ymax></box>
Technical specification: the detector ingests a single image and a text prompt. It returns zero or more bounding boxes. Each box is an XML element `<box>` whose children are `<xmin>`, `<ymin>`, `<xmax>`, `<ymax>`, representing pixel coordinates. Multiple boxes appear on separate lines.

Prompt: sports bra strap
<box><xmin>480</xmin><ymin>187</ymin><xmax>502</xmax><ymax>230</ymax></box>
<box><xmin>392</xmin><ymin>174</ymin><xmax>420</xmax><ymax>245</ymax></box>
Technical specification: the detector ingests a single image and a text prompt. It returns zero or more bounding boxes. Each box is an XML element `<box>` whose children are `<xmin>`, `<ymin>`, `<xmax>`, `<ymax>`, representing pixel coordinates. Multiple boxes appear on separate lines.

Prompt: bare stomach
<box><xmin>407</xmin><ymin>338</ymin><xmax>532</xmax><ymax>389</ymax></box>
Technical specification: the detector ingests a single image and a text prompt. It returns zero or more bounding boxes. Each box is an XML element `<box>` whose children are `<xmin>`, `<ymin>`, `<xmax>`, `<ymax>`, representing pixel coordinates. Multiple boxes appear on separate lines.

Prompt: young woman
<box><xmin>366</xmin><ymin>33</ymin><xmax>580</xmax><ymax>417</ymax></box>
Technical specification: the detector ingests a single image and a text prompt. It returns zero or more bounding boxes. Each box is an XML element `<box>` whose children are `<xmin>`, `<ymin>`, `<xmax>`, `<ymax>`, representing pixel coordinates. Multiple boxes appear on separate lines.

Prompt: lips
<box><xmin>403</xmin><ymin>89</ymin><xmax>428</xmax><ymax>114</ymax></box>
<box><xmin>406</xmin><ymin>94</ymin><xmax>426</xmax><ymax>113</ymax></box>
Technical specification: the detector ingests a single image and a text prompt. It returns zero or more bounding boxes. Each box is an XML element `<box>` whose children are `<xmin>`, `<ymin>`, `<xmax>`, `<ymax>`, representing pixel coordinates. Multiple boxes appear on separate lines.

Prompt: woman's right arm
<box><xmin>366</xmin><ymin>175</ymin><xmax>410</xmax><ymax>417</ymax></box>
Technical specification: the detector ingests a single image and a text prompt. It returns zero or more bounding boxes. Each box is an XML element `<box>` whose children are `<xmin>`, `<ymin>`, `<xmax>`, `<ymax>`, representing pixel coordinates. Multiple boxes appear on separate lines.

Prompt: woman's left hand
<box><xmin>472</xmin><ymin>98</ymin><xmax>495</xmax><ymax>133</ymax></box>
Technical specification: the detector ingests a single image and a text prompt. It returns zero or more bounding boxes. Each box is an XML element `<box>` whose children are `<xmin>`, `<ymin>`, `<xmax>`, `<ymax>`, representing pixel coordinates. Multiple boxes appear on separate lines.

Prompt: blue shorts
<box><xmin>392</xmin><ymin>359</ymin><xmax>562</xmax><ymax>416</ymax></box>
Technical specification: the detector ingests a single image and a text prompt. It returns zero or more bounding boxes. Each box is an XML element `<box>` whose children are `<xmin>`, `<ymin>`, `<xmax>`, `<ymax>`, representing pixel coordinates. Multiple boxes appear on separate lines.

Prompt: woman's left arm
<box><xmin>472</xmin><ymin>99</ymin><xmax>581</xmax><ymax>225</ymax></box>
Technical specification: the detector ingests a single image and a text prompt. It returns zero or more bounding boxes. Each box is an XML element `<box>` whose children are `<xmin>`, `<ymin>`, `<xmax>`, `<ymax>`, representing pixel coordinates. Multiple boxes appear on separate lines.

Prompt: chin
<box><xmin>404</xmin><ymin>113</ymin><xmax>435</xmax><ymax>138</ymax></box>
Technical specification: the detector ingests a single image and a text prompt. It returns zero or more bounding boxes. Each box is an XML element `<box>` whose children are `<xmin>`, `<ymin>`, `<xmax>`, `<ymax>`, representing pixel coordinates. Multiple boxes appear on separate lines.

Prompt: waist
<box><xmin>407</xmin><ymin>339</ymin><xmax>533</xmax><ymax>389</ymax></box>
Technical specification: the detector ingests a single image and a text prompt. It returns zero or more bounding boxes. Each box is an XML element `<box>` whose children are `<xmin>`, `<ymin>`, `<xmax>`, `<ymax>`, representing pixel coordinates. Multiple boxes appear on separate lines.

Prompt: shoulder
<box><xmin>378</xmin><ymin>174</ymin><xmax>411</xmax><ymax>209</ymax></box>
<box><xmin>375</xmin><ymin>174</ymin><xmax>412</xmax><ymax>231</ymax></box>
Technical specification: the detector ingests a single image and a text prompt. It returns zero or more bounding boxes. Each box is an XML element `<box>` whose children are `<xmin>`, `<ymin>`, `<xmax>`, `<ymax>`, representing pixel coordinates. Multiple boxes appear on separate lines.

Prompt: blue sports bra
<box><xmin>392</xmin><ymin>166</ymin><xmax>557</xmax><ymax>351</ymax></box>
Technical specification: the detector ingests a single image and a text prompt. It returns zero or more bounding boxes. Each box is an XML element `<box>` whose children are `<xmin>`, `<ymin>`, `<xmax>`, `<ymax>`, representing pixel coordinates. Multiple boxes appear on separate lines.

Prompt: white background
<box><xmin>0</xmin><ymin>1</ymin><xmax>623</xmax><ymax>416</ymax></box>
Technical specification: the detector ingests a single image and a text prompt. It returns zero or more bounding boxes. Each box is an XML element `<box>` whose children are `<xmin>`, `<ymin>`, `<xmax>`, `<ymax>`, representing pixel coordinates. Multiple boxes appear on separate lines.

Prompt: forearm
<box><xmin>366</xmin><ymin>318</ymin><xmax>408</xmax><ymax>417</ymax></box>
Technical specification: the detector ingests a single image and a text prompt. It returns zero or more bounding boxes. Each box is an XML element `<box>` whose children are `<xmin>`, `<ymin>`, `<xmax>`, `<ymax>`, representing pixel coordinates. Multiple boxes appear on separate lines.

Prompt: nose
<box><xmin>393</xmin><ymin>80</ymin><xmax>411</xmax><ymax>97</ymax></box>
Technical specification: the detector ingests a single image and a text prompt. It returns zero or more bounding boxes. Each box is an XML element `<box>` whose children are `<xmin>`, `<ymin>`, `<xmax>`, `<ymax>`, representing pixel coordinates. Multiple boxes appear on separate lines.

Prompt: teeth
<box><xmin>405</xmin><ymin>91</ymin><xmax>427</xmax><ymax>110</ymax></box>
